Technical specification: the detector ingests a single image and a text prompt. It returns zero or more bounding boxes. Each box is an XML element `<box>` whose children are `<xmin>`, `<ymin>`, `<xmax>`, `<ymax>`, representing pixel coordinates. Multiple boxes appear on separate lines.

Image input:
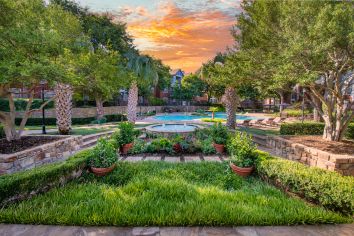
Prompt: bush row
<box><xmin>280</xmin><ymin>122</ymin><xmax>354</xmax><ymax>139</ymax></box>
<box><xmin>14</xmin><ymin>114</ymin><xmax>127</xmax><ymax>126</ymax></box>
<box><xmin>0</xmin><ymin>150</ymin><xmax>91</xmax><ymax>207</ymax></box>
<box><xmin>0</xmin><ymin>124</ymin><xmax>4</xmax><ymax>138</ymax></box>
<box><xmin>256</xmin><ymin>151</ymin><xmax>354</xmax><ymax>215</ymax></box>
<box><xmin>0</xmin><ymin>98</ymin><xmax>54</xmax><ymax>112</ymax></box>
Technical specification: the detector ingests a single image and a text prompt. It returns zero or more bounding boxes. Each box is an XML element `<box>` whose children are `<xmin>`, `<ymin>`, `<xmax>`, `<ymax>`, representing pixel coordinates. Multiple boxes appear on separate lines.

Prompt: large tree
<box><xmin>67</xmin><ymin>48</ymin><xmax>127</xmax><ymax>120</ymax></box>
<box><xmin>235</xmin><ymin>0</ymin><xmax>354</xmax><ymax>141</ymax></box>
<box><xmin>0</xmin><ymin>0</ymin><xmax>82</xmax><ymax>140</ymax></box>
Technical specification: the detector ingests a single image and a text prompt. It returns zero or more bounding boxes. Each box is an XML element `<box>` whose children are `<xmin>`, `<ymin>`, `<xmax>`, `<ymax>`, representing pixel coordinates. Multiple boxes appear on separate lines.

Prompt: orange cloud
<box><xmin>119</xmin><ymin>2</ymin><xmax>236</xmax><ymax>73</ymax></box>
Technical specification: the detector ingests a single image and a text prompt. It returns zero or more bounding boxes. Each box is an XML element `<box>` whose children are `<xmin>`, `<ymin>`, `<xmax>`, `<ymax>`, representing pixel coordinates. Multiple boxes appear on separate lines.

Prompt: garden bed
<box><xmin>0</xmin><ymin>162</ymin><xmax>351</xmax><ymax>226</ymax></box>
<box><xmin>281</xmin><ymin>136</ymin><xmax>354</xmax><ymax>155</ymax></box>
<box><xmin>0</xmin><ymin>136</ymin><xmax>63</xmax><ymax>154</ymax></box>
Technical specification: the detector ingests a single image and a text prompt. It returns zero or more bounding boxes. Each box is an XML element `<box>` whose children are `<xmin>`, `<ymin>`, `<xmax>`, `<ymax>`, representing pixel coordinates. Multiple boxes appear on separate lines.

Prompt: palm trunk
<box><xmin>127</xmin><ymin>81</ymin><xmax>138</xmax><ymax>123</ymax></box>
<box><xmin>54</xmin><ymin>83</ymin><xmax>72</xmax><ymax>135</ymax></box>
<box><xmin>222</xmin><ymin>87</ymin><xmax>239</xmax><ymax>129</ymax></box>
<box><xmin>95</xmin><ymin>97</ymin><xmax>104</xmax><ymax>120</ymax></box>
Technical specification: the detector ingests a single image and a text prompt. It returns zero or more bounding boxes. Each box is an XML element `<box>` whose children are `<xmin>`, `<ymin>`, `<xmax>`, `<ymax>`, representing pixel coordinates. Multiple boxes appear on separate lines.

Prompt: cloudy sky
<box><xmin>75</xmin><ymin>0</ymin><xmax>241</xmax><ymax>72</ymax></box>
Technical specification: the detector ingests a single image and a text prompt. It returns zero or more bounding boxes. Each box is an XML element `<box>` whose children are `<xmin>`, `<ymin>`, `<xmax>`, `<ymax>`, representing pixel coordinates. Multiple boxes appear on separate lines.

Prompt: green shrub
<box><xmin>119</xmin><ymin>122</ymin><xmax>135</xmax><ymax>145</ymax></box>
<box><xmin>209</xmin><ymin>104</ymin><xmax>225</xmax><ymax>112</ymax></box>
<box><xmin>88</xmin><ymin>138</ymin><xmax>117</xmax><ymax>168</ymax></box>
<box><xmin>198</xmin><ymin>138</ymin><xmax>216</xmax><ymax>154</ymax></box>
<box><xmin>128</xmin><ymin>138</ymin><xmax>146</xmax><ymax>154</ymax></box>
<box><xmin>210</xmin><ymin>123</ymin><xmax>229</xmax><ymax>145</ymax></box>
<box><xmin>280</xmin><ymin>122</ymin><xmax>324</xmax><ymax>135</ymax></box>
<box><xmin>227</xmin><ymin>132</ymin><xmax>258</xmax><ymax>167</ymax></box>
<box><xmin>148</xmin><ymin>138</ymin><xmax>174</xmax><ymax>154</ymax></box>
<box><xmin>201</xmin><ymin>118</ymin><xmax>226</xmax><ymax>123</ymax></box>
<box><xmin>91</xmin><ymin>117</ymin><xmax>107</xmax><ymax>124</ymax></box>
<box><xmin>148</xmin><ymin>97</ymin><xmax>165</xmax><ymax>106</ymax></box>
<box><xmin>0</xmin><ymin>123</ymin><xmax>5</xmax><ymax>139</ymax></box>
<box><xmin>345</xmin><ymin>123</ymin><xmax>354</xmax><ymax>140</ymax></box>
<box><xmin>256</xmin><ymin>152</ymin><xmax>354</xmax><ymax>215</ymax></box>
<box><xmin>0</xmin><ymin>98</ymin><xmax>54</xmax><ymax>112</ymax></box>
<box><xmin>277</xmin><ymin>108</ymin><xmax>311</xmax><ymax>117</ymax></box>
<box><xmin>105</xmin><ymin>114</ymin><xmax>127</xmax><ymax>122</ymax></box>
<box><xmin>0</xmin><ymin>150</ymin><xmax>91</xmax><ymax>206</ymax></box>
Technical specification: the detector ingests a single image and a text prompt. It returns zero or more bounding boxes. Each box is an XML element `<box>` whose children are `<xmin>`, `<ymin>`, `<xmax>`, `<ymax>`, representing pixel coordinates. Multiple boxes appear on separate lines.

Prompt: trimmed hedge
<box><xmin>280</xmin><ymin>122</ymin><xmax>354</xmax><ymax>139</ymax></box>
<box><xmin>0</xmin><ymin>98</ymin><xmax>54</xmax><ymax>112</ymax></box>
<box><xmin>0</xmin><ymin>150</ymin><xmax>91</xmax><ymax>207</ymax></box>
<box><xmin>14</xmin><ymin>114</ymin><xmax>127</xmax><ymax>126</ymax></box>
<box><xmin>256</xmin><ymin>151</ymin><xmax>354</xmax><ymax>215</ymax></box>
<box><xmin>280</xmin><ymin>122</ymin><xmax>324</xmax><ymax>135</ymax></box>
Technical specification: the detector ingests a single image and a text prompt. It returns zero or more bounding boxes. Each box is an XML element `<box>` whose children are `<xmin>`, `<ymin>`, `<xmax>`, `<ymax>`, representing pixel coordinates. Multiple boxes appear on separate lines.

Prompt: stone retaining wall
<box><xmin>0</xmin><ymin>135</ymin><xmax>82</xmax><ymax>175</ymax></box>
<box><xmin>265</xmin><ymin>136</ymin><xmax>354</xmax><ymax>176</ymax></box>
<box><xmin>16</xmin><ymin>105</ymin><xmax>208</xmax><ymax>119</ymax></box>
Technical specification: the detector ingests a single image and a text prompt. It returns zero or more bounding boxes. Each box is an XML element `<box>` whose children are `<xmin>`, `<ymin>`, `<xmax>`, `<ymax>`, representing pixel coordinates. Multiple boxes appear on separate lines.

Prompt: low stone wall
<box><xmin>0</xmin><ymin>135</ymin><xmax>82</xmax><ymax>175</ymax></box>
<box><xmin>16</xmin><ymin>105</ymin><xmax>208</xmax><ymax>119</ymax></box>
<box><xmin>265</xmin><ymin>136</ymin><xmax>354</xmax><ymax>176</ymax></box>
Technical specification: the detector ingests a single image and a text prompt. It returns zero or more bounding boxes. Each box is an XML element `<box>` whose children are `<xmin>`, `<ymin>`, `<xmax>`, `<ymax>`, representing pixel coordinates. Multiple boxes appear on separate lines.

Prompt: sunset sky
<box><xmin>75</xmin><ymin>0</ymin><xmax>241</xmax><ymax>73</ymax></box>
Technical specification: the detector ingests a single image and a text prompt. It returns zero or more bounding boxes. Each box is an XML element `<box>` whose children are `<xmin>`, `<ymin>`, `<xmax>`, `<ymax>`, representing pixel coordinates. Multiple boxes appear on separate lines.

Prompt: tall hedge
<box><xmin>256</xmin><ymin>151</ymin><xmax>354</xmax><ymax>215</ymax></box>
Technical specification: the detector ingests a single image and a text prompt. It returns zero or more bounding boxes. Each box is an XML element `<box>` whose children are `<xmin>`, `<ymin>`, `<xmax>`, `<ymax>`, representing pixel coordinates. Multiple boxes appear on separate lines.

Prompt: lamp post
<box><xmin>40</xmin><ymin>80</ymin><xmax>47</xmax><ymax>134</ymax></box>
<box><xmin>301</xmin><ymin>88</ymin><xmax>306</xmax><ymax>124</ymax></box>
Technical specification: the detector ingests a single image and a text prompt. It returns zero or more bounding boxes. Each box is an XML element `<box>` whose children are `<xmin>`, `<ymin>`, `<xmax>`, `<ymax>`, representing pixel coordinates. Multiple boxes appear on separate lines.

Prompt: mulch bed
<box><xmin>0</xmin><ymin>136</ymin><xmax>63</xmax><ymax>154</ymax></box>
<box><xmin>282</xmin><ymin>135</ymin><xmax>354</xmax><ymax>155</ymax></box>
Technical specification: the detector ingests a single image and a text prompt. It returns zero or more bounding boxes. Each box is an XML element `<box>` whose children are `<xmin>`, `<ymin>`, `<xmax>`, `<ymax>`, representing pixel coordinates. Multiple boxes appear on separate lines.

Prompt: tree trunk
<box><xmin>212</xmin><ymin>112</ymin><xmax>215</xmax><ymax>119</ymax></box>
<box><xmin>54</xmin><ymin>83</ymin><xmax>72</xmax><ymax>135</ymax></box>
<box><xmin>313</xmin><ymin>108</ymin><xmax>320</xmax><ymax>122</ymax></box>
<box><xmin>127</xmin><ymin>81</ymin><xmax>138</xmax><ymax>123</ymax></box>
<box><xmin>95</xmin><ymin>97</ymin><xmax>104</xmax><ymax>120</ymax></box>
<box><xmin>222</xmin><ymin>87</ymin><xmax>239</xmax><ymax>129</ymax></box>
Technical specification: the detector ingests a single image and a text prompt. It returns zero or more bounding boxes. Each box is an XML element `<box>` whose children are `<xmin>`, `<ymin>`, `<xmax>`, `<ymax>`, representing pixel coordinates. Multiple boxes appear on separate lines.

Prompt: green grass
<box><xmin>237</xmin><ymin>126</ymin><xmax>279</xmax><ymax>136</ymax></box>
<box><xmin>46</xmin><ymin>127</ymin><xmax>116</xmax><ymax>136</ymax></box>
<box><xmin>0</xmin><ymin>162</ymin><xmax>350</xmax><ymax>226</ymax></box>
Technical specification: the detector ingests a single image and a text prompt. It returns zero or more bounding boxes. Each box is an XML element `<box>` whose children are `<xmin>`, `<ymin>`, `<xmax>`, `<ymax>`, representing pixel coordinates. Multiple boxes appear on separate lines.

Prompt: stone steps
<box><xmin>80</xmin><ymin>131</ymin><xmax>114</xmax><ymax>149</ymax></box>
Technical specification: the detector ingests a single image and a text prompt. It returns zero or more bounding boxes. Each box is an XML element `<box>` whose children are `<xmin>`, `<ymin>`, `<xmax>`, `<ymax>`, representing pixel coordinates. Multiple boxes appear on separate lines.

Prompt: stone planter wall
<box><xmin>16</xmin><ymin>105</ymin><xmax>208</xmax><ymax>119</ymax></box>
<box><xmin>265</xmin><ymin>136</ymin><xmax>354</xmax><ymax>176</ymax></box>
<box><xmin>0</xmin><ymin>135</ymin><xmax>83</xmax><ymax>175</ymax></box>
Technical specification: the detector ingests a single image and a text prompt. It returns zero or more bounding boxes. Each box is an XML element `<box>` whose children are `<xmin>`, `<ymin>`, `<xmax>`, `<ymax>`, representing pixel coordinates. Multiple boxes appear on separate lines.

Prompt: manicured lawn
<box><xmin>237</xmin><ymin>126</ymin><xmax>280</xmax><ymax>136</ymax></box>
<box><xmin>0</xmin><ymin>162</ymin><xmax>350</xmax><ymax>226</ymax></box>
<box><xmin>46</xmin><ymin>127</ymin><xmax>116</xmax><ymax>136</ymax></box>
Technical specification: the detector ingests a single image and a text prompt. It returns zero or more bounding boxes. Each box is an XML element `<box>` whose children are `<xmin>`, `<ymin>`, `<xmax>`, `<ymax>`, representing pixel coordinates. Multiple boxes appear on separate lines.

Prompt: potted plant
<box><xmin>117</xmin><ymin>122</ymin><xmax>135</xmax><ymax>154</ymax></box>
<box><xmin>210</xmin><ymin>122</ymin><xmax>228</xmax><ymax>153</ymax></box>
<box><xmin>227</xmin><ymin>132</ymin><xmax>257</xmax><ymax>177</ymax></box>
<box><xmin>88</xmin><ymin>138</ymin><xmax>117</xmax><ymax>176</ymax></box>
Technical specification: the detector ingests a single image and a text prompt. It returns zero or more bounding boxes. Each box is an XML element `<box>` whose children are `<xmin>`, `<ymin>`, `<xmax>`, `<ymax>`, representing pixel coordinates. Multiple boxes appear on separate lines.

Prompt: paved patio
<box><xmin>0</xmin><ymin>224</ymin><xmax>353</xmax><ymax>236</ymax></box>
<box><xmin>121</xmin><ymin>154</ymin><xmax>228</xmax><ymax>163</ymax></box>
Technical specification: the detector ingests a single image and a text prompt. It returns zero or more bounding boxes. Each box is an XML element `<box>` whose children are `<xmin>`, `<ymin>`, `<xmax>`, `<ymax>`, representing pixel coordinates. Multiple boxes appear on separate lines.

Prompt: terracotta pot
<box><xmin>121</xmin><ymin>143</ymin><xmax>133</xmax><ymax>155</ymax></box>
<box><xmin>173</xmin><ymin>143</ymin><xmax>182</xmax><ymax>153</ymax></box>
<box><xmin>230</xmin><ymin>163</ymin><xmax>254</xmax><ymax>177</ymax></box>
<box><xmin>213</xmin><ymin>143</ymin><xmax>225</xmax><ymax>153</ymax></box>
<box><xmin>91</xmin><ymin>164</ymin><xmax>116</xmax><ymax>177</ymax></box>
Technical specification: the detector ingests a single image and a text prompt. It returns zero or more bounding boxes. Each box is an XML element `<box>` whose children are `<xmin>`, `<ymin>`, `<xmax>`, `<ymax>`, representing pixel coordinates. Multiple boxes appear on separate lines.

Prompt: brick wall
<box><xmin>0</xmin><ymin>135</ymin><xmax>82</xmax><ymax>175</ymax></box>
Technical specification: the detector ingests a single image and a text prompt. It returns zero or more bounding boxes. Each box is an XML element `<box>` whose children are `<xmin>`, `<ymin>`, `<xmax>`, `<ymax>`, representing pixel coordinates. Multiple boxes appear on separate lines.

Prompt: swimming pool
<box><xmin>154</xmin><ymin>112</ymin><xmax>261</xmax><ymax>121</ymax></box>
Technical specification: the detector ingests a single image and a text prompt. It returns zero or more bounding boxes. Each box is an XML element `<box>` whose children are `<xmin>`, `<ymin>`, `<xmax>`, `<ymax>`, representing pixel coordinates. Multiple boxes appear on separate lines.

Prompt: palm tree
<box><xmin>54</xmin><ymin>83</ymin><xmax>72</xmax><ymax>135</ymax></box>
<box><xmin>125</xmin><ymin>52</ymin><xmax>158</xmax><ymax>123</ymax></box>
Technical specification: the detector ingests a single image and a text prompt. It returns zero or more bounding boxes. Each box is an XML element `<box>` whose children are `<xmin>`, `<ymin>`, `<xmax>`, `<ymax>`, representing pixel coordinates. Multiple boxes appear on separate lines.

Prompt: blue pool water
<box><xmin>149</xmin><ymin>124</ymin><xmax>198</xmax><ymax>132</ymax></box>
<box><xmin>154</xmin><ymin>112</ymin><xmax>260</xmax><ymax>121</ymax></box>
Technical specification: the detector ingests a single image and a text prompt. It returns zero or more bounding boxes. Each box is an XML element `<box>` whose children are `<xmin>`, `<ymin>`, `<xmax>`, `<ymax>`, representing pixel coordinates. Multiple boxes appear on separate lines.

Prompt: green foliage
<box><xmin>209</xmin><ymin>105</ymin><xmax>225</xmax><ymax>112</ymax></box>
<box><xmin>0</xmin><ymin>123</ymin><xmax>4</xmax><ymax>138</ymax></box>
<box><xmin>256</xmin><ymin>153</ymin><xmax>354</xmax><ymax>215</ymax></box>
<box><xmin>148</xmin><ymin>97</ymin><xmax>165</xmax><ymax>106</ymax></box>
<box><xmin>90</xmin><ymin>117</ymin><xmax>107</xmax><ymax>124</ymax></box>
<box><xmin>0</xmin><ymin>162</ymin><xmax>350</xmax><ymax>225</ymax></box>
<box><xmin>210</xmin><ymin>123</ymin><xmax>229</xmax><ymax>145</ymax></box>
<box><xmin>200</xmin><ymin>138</ymin><xmax>216</xmax><ymax>155</ymax></box>
<box><xmin>148</xmin><ymin>138</ymin><xmax>174</xmax><ymax>154</ymax></box>
<box><xmin>345</xmin><ymin>123</ymin><xmax>354</xmax><ymax>140</ymax></box>
<box><xmin>276</xmin><ymin>109</ymin><xmax>311</xmax><ymax>118</ymax></box>
<box><xmin>88</xmin><ymin>138</ymin><xmax>117</xmax><ymax>168</ymax></box>
<box><xmin>128</xmin><ymin>138</ymin><xmax>146</xmax><ymax>155</ymax></box>
<box><xmin>0</xmin><ymin>149</ymin><xmax>91</xmax><ymax>206</ymax></box>
<box><xmin>0</xmin><ymin>99</ymin><xmax>54</xmax><ymax>112</ymax></box>
<box><xmin>227</xmin><ymin>132</ymin><xmax>258</xmax><ymax>168</ymax></box>
<box><xmin>112</xmin><ymin>122</ymin><xmax>135</xmax><ymax>148</ymax></box>
<box><xmin>280</xmin><ymin>122</ymin><xmax>324</xmax><ymax>135</ymax></box>
<box><xmin>201</xmin><ymin>118</ymin><xmax>226</xmax><ymax>123</ymax></box>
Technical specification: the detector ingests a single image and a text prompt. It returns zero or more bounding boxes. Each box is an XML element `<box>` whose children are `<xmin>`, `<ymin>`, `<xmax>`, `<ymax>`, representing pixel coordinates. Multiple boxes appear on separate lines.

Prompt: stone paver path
<box><xmin>0</xmin><ymin>224</ymin><xmax>353</xmax><ymax>236</ymax></box>
<box><xmin>122</xmin><ymin>154</ymin><xmax>226</xmax><ymax>163</ymax></box>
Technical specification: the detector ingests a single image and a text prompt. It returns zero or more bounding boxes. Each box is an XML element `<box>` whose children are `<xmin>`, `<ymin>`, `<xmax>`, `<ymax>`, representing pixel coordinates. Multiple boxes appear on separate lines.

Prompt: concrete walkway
<box><xmin>0</xmin><ymin>224</ymin><xmax>353</xmax><ymax>236</ymax></box>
